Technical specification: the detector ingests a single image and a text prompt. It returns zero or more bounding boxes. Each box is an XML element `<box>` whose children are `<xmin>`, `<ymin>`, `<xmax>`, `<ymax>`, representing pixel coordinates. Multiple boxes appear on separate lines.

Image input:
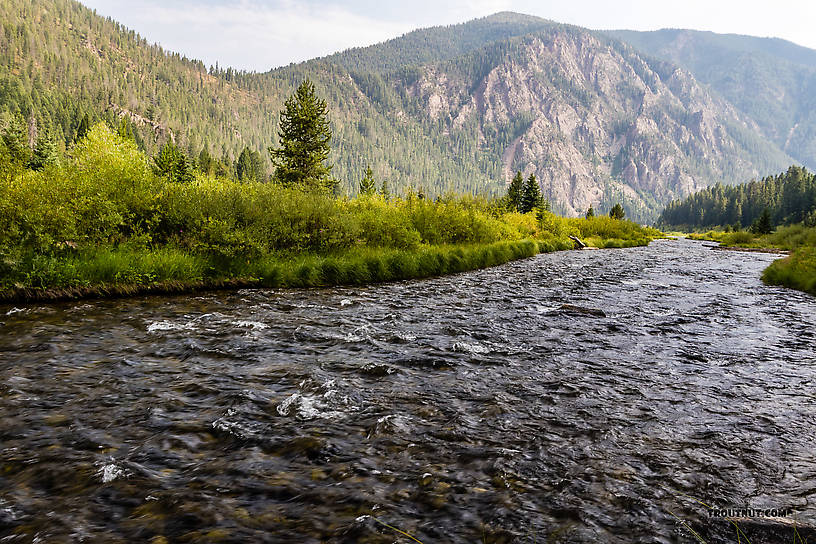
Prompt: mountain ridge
<box><xmin>0</xmin><ymin>1</ymin><xmax>806</xmax><ymax>221</ymax></box>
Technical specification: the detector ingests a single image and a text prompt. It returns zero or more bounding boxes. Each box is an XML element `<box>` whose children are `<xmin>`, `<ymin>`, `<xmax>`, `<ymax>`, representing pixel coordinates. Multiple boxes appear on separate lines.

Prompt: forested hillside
<box><xmin>0</xmin><ymin>0</ymin><xmax>802</xmax><ymax>220</ymax></box>
<box><xmin>608</xmin><ymin>28</ymin><xmax>816</xmax><ymax>170</ymax></box>
<box><xmin>658</xmin><ymin>166</ymin><xmax>816</xmax><ymax>229</ymax></box>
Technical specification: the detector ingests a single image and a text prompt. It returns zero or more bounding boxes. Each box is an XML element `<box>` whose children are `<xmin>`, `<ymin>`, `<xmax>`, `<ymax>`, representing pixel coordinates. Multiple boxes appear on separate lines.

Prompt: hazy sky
<box><xmin>81</xmin><ymin>0</ymin><xmax>816</xmax><ymax>71</ymax></box>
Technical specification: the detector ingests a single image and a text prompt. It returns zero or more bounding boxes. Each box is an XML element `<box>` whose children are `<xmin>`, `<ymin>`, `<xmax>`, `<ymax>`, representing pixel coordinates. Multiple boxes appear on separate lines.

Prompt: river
<box><xmin>1</xmin><ymin>238</ymin><xmax>814</xmax><ymax>543</ymax></box>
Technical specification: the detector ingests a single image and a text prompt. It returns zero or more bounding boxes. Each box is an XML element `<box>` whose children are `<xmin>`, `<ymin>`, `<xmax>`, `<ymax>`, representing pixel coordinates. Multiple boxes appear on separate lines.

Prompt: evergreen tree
<box><xmin>751</xmin><ymin>207</ymin><xmax>773</xmax><ymax>235</ymax></box>
<box><xmin>236</xmin><ymin>147</ymin><xmax>255</xmax><ymax>182</ymax></box>
<box><xmin>609</xmin><ymin>203</ymin><xmax>626</xmax><ymax>220</ymax></box>
<box><xmin>585</xmin><ymin>206</ymin><xmax>595</xmax><ymax>218</ymax></box>
<box><xmin>249</xmin><ymin>149</ymin><xmax>267</xmax><ymax>182</ymax></box>
<box><xmin>380</xmin><ymin>179</ymin><xmax>390</xmax><ymax>200</ymax></box>
<box><xmin>198</xmin><ymin>146</ymin><xmax>214</xmax><ymax>176</ymax></box>
<box><xmin>154</xmin><ymin>141</ymin><xmax>194</xmax><ymax>183</ymax></box>
<box><xmin>519</xmin><ymin>174</ymin><xmax>543</xmax><ymax>213</ymax></box>
<box><xmin>270</xmin><ymin>80</ymin><xmax>334</xmax><ymax>190</ymax></box>
<box><xmin>506</xmin><ymin>171</ymin><xmax>523</xmax><ymax>211</ymax></box>
<box><xmin>75</xmin><ymin>113</ymin><xmax>91</xmax><ymax>143</ymax></box>
<box><xmin>116</xmin><ymin>118</ymin><xmax>133</xmax><ymax>141</ymax></box>
<box><xmin>29</xmin><ymin>130</ymin><xmax>59</xmax><ymax>170</ymax></box>
<box><xmin>359</xmin><ymin>166</ymin><xmax>376</xmax><ymax>196</ymax></box>
<box><xmin>2</xmin><ymin>114</ymin><xmax>31</xmax><ymax>166</ymax></box>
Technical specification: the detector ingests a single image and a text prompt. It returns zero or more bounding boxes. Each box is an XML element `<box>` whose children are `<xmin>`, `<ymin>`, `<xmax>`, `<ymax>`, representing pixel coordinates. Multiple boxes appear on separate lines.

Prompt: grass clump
<box><xmin>762</xmin><ymin>248</ymin><xmax>816</xmax><ymax>295</ymax></box>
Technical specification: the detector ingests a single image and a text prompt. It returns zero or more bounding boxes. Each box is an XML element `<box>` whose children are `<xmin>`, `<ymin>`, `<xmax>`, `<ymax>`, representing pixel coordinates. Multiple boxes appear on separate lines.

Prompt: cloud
<box><xmin>83</xmin><ymin>0</ymin><xmax>418</xmax><ymax>70</ymax></box>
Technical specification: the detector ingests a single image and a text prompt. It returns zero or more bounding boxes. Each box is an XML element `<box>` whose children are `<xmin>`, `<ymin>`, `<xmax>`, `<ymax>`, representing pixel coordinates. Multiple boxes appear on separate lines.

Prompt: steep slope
<box><xmin>387</xmin><ymin>28</ymin><xmax>792</xmax><ymax>217</ymax></box>
<box><xmin>0</xmin><ymin>1</ymin><xmax>796</xmax><ymax>221</ymax></box>
<box><xmin>607</xmin><ymin>29</ymin><xmax>816</xmax><ymax>169</ymax></box>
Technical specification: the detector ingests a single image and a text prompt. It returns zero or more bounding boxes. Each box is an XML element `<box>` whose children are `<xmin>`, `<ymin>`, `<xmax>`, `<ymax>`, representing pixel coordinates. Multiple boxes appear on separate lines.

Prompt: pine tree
<box><xmin>585</xmin><ymin>206</ymin><xmax>595</xmax><ymax>218</ymax></box>
<box><xmin>236</xmin><ymin>147</ymin><xmax>255</xmax><ymax>182</ymax></box>
<box><xmin>154</xmin><ymin>141</ymin><xmax>194</xmax><ymax>183</ymax></box>
<box><xmin>29</xmin><ymin>130</ymin><xmax>59</xmax><ymax>170</ymax></box>
<box><xmin>751</xmin><ymin>207</ymin><xmax>773</xmax><ymax>235</ymax></box>
<box><xmin>2</xmin><ymin>114</ymin><xmax>31</xmax><ymax>166</ymax></box>
<box><xmin>609</xmin><ymin>203</ymin><xmax>626</xmax><ymax>220</ymax></box>
<box><xmin>270</xmin><ymin>80</ymin><xmax>334</xmax><ymax>190</ymax></box>
<box><xmin>359</xmin><ymin>166</ymin><xmax>376</xmax><ymax>196</ymax></box>
<box><xmin>506</xmin><ymin>171</ymin><xmax>523</xmax><ymax>211</ymax></box>
<box><xmin>198</xmin><ymin>146</ymin><xmax>214</xmax><ymax>175</ymax></box>
<box><xmin>75</xmin><ymin>113</ymin><xmax>91</xmax><ymax>143</ymax></box>
<box><xmin>520</xmin><ymin>174</ymin><xmax>543</xmax><ymax>213</ymax></box>
<box><xmin>117</xmin><ymin>118</ymin><xmax>133</xmax><ymax>141</ymax></box>
<box><xmin>380</xmin><ymin>179</ymin><xmax>390</xmax><ymax>200</ymax></box>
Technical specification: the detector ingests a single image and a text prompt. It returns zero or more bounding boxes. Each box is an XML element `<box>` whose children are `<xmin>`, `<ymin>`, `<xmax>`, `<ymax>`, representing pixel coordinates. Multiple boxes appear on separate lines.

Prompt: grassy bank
<box><xmin>0</xmin><ymin>124</ymin><xmax>660</xmax><ymax>301</ymax></box>
<box><xmin>0</xmin><ymin>240</ymin><xmax>557</xmax><ymax>303</ymax></box>
<box><xmin>685</xmin><ymin>225</ymin><xmax>816</xmax><ymax>296</ymax></box>
<box><xmin>687</xmin><ymin>224</ymin><xmax>816</xmax><ymax>251</ymax></box>
<box><xmin>762</xmin><ymin>248</ymin><xmax>816</xmax><ymax>296</ymax></box>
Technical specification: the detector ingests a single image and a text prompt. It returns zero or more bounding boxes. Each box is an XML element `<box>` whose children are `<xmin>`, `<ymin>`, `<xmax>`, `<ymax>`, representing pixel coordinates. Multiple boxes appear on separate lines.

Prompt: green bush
<box><xmin>0</xmin><ymin>125</ymin><xmax>661</xmax><ymax>294</ymax></box>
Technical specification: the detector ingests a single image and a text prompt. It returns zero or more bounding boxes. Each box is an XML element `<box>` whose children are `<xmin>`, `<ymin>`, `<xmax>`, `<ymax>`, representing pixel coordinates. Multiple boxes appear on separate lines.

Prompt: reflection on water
<box><xmin>1</xmin><ymin>239</ymin><xmax>815</xmax><ymax>543</ymax></box>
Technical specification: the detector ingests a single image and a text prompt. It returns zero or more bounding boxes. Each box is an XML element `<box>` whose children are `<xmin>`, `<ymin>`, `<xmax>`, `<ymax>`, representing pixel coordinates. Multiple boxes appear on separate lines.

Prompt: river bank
<box><xmin>0</xmin><ymin>236</ymin><xmax>659</xmax><ymax>304</ymax></box>
<box><xmin>0</xmin><ymin>239</ymin><xmax>543</xmax><ymax>304</ymax></box>
<box><xmin>0</xmin><ymin>124</ymin><xmax>660</xmax><ymax>303</ymax></box>
<box><xmin>686</xmin><ymin>226</ymin><xmax>816</xmax><ymax>296</ymax></box>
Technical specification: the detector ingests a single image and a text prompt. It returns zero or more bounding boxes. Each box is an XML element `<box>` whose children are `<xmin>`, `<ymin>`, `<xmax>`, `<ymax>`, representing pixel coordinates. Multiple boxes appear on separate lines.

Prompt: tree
<box><xmin>198</xmin><ymin>146</ymin><xmax>214</xmax><ymax>175</ymax></box>
<box><xmin>585</xmin><ymin>206</ymin><xmax>595</xmax><ymax>219</ymax></box>
<box><xmin>116</xmin><ymin>118</ymin><xmax>134</xmax><ymax>141</ymax></box>
<box><xmin>236</xmin><ymin>147</ymin><xmax>255</xmax><ymax>182</ymax></box>
<box><xmin>75</xmin><ymin>113</ymin><xmax>91</xmax><ymax>143</ymax></box>
<box><xmin>519</xmin><ymin>174</ymin><xmax>543</xmax><ymax>214</ymax></box>
<box><xmin>2</xmin><ymin>114</ymin><xmax>31</xmax><ymax>166</ymax></box>
<box><xmin>751</xmin><ymin>207</ymin><xmax>773</xmax><ymax>235</ymax></box>
<box><xmin>249</xmin><ymin>149</ymin><xmax>267</xmax><ymax>182</ymax></box>
<box><xmin>506</xmin><ymin>171</ymin><xmax>523</xmax><ymax>211</ymax></box>
<box><xmin>359</xmin><ymin>166</ymin><xmax>376</xmax><ymax>196</ymax></box>
<box><xmin>609</xmin><ymin>203</ymin><xmax>625</xmax><ymax>220</ymax></box>
<box><xmin>270</xmin><ymin>79</ymin><xmax>334</xmax><ymax>190</ymax></box>
<box><xmin>154</xmin><ymin>141</ymin><xmax>194</xmax><ymax>183</ymax></box>
<box><xmin>379</xmin><ymin>179</ymin><xmax>390</xmax><ymax>200</ymax></box>
<box><xmin>29</xmin><ymin>130</ymin><xmax>59</xmax><ymax>170</ymax></box>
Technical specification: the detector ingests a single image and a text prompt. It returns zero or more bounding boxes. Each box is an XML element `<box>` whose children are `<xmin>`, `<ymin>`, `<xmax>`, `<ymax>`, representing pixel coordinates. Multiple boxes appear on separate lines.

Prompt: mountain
<box><xmin>0</xmin><ymin>2</ymin><xmax>799</xmax><ymax>221</ymax></box>
<box><xmin>607</xmin><ymin>29</ymin><xmax>816</xmax><ymax>171</ymax></box>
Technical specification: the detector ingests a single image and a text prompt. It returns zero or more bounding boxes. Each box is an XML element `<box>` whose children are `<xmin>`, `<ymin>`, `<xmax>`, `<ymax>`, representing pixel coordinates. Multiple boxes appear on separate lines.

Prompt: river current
<box><xmin>1</xmin><ymin>239</ymin><xmax>814</xmax><ymax>543</ymax></box>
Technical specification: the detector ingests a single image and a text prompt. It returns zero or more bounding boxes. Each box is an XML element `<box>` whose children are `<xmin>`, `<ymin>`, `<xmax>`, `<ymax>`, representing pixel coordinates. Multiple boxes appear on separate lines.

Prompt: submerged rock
<box><xmin>557</xmin><ymin>304</ymin><xmax>607</xmax><ymax>317</ymax></box>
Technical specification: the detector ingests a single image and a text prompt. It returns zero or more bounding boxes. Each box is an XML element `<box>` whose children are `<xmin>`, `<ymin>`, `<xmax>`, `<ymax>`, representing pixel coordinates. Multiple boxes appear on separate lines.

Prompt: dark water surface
<box><xmin>1</xmin><ymin>239</ymin><xmax>815</xmax><ymax>543</ymax></box>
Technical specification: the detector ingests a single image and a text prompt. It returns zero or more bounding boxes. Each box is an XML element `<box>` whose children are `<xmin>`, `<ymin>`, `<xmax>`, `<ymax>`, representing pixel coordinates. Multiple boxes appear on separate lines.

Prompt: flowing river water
<box><xmin>1</xmin><ymin>238</ymin><xmax>815</xmax><ymax>543</ymax></box>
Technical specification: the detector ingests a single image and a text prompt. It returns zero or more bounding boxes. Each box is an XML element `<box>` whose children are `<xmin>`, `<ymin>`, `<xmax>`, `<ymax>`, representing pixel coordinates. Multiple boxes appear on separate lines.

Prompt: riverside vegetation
<box><xmin>686</xmin><ymin>226</ymin><xmax>816</xmax><ymax>296</ymax></box>
<box><xmin>662</xmin><ymin>167</ymin><xmax>816</xmax><ymax>297</ymax></box>
<box><xmin>0</xmin><ymin>120</ymin><xmax>659</xmax><ymax>301</ymax></box>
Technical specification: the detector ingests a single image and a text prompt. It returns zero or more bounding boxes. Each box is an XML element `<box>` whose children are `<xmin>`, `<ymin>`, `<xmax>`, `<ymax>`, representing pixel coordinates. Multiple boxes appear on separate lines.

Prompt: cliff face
<box><xmin>608</xmin><ymin>28</ymin><xmax>816</xmax><ymax>172</ymax></box>
<box><xmin>400</xmin><ymin>30</ymin><xmax>792</xmax><ymax>217</ymax></box>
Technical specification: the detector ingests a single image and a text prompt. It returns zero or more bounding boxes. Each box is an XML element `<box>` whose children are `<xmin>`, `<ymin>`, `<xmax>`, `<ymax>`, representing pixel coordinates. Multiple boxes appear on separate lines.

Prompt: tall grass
<box><xmin>762</xmin><ymin>248</ymin><xmax>816</xmax><ymax>296</ymax></box>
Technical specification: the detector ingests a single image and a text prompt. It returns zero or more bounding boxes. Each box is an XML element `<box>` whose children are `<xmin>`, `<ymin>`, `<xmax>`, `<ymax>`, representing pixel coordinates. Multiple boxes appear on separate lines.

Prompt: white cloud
<box><xmin>83</xmin><ymin>0</ymin><xmax>416</xmax><ymax>70</ymax></box>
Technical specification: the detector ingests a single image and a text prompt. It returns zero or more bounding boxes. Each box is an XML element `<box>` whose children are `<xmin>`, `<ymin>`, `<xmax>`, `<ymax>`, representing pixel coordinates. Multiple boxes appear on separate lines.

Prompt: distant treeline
<box><xmin>659</xmin><ymin>166</ymin><xmax>816</xmax><ymax>229</ymax></box>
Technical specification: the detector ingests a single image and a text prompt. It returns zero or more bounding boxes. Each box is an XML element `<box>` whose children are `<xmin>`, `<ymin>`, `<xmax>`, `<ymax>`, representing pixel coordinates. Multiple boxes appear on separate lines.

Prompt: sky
<box><xmin>81</xmin><ymin>0</ymin><xmax>816</xmax><ymax>72</ymax></box>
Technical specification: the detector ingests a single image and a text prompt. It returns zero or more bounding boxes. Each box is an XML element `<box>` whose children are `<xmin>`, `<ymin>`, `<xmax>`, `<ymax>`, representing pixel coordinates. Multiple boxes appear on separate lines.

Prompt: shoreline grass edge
<box><xmin>0</xmin><ymin>238</ymin><xmax>652</xmax><ymax>304</ymax></box>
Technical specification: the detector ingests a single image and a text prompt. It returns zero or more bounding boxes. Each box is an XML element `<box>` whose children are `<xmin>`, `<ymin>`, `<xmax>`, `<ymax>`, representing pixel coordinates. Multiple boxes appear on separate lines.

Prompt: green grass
<box><xmin>762</xmin><ymin>247</ymin><xmax>816</xmax><ymax>295</ymax></box>
<box><xmin>0</xmin><ymin>240</ymin><xmax>554</xmax><ymax>298</ymax></box>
